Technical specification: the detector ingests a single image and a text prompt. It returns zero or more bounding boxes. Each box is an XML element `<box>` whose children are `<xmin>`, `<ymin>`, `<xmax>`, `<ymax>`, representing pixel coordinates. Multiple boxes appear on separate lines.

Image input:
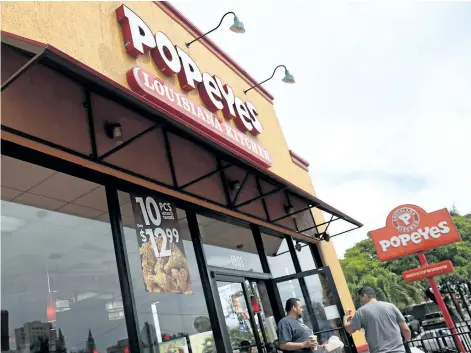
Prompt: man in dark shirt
<box><xmin>278</xmin><ymin>298</ymin><xmax>318</xmax><ymax>353</ymax></box>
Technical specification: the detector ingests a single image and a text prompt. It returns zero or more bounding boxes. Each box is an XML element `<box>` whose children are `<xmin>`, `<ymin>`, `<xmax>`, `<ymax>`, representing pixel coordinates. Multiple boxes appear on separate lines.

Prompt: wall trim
<box><xmin>290</xmin><ymin>150</ymin><xmax>310</xmax><ymax>171</ymax></box>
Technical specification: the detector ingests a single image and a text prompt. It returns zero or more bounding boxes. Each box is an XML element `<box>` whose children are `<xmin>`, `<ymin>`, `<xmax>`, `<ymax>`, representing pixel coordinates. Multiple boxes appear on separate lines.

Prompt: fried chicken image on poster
<box><xmin>131</xmin><ymin>194</ymin><xmax>193</xmax><ymax>294</ymax></box>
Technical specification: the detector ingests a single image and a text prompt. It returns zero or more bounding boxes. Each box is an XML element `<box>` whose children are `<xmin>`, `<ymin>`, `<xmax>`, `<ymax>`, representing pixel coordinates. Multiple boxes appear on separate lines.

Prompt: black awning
<box><xmin>1</xmin><ymin>31</ymin><xmax>362</xmax><ymax>240</ymax></box>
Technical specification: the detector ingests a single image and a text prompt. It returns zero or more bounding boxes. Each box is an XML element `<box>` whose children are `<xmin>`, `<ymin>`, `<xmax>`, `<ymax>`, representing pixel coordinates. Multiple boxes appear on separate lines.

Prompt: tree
<box><xmin>449</xmin><ymin>205</ymin><xmax>460</xmax><ymax>217</ymax></box>
<box><xmin>57</xmin><ymin>329</ymin><xmax>67</xmax><ymax>353</ymax></box>
<box><xmin>86</xmin><ymin>330</ymin><xmax>95</xmax><ymax>353</ymax></box>
<box><xmin>202</xmin><ymin>328</ymin><xmax>257</xmax><ymax>353</ymax></box>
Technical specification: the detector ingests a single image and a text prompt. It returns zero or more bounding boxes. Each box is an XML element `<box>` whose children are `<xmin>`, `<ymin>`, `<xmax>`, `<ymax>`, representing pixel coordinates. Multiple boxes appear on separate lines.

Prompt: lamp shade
<box><xmin>55</xmin><ymin>299</ymin><xmax>71</xmax><ymax>312</ymax></box>
<box><xmin>106</xmin><ymin>300</ymin><xmax>124</xmax><ymax>312</ymax></box>
<box><xmin>282</xmin><ymin>70</ymin><xmax>295</xmax><ymax>84</ymax></box>
<box><xmin>230</xmin><ymin>17</ymin><xmax>245</xmax><ymax>33</ymax></box>
<box><xmin>108</xmin><ymin>311</ymin><xmax>124</xmax><ymax>321</ymax></box>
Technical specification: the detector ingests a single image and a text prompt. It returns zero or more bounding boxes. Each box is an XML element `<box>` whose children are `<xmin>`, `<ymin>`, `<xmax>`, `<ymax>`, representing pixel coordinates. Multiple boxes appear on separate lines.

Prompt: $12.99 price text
<box><xmin>135</xmin><ymin>196</ymin><xmax>179</xmax><ymax>259</ymax></box>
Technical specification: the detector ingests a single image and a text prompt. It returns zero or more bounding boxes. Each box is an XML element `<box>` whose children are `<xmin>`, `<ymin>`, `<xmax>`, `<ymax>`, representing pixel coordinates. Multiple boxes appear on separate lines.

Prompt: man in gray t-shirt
<box><xmin>344</xmin><ymin>286</ymin><xmax>411</xmax><ymax>353</ymax></box>
<box><xmin>278</xmin><ymin>298</ymin><xmax>318</xmax><ymax>353</ymax></box>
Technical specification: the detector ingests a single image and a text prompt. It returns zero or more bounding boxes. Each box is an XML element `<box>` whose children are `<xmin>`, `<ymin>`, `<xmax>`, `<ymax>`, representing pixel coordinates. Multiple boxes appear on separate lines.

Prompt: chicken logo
<box><xmin>391</xmin><ymin>207</ymin><xmax>420</xmax><ymax>232</ymax></box>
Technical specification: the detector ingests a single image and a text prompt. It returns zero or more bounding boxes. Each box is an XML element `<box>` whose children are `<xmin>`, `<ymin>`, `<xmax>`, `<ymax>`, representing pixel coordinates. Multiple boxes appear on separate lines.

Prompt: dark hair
<box><xmin>357</xmin><ymin>286</ymin><xmax>376</xmax><ymax>298</ymax></box>
<box><xmin>239</xmin><ymin>340</ymin><xmax>251</xmax><ymax>353</ymax></box>
<box><xmin>285</xmin><ymin>298</ymin><xmax>300</xmax><ymax>312</ymax></box>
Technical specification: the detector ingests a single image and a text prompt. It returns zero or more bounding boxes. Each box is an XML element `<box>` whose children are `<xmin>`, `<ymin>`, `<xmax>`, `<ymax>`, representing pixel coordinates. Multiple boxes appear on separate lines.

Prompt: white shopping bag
<box><xmin>322</xmin><ymin>336</ymin><xmax>344</xmax><ymax>352</ymax></box>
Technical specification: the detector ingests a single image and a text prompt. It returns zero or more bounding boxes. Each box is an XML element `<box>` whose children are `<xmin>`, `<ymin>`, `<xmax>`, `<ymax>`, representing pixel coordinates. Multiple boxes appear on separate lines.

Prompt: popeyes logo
<box><xmin>370</xmin><ymin>205</ymin><xmax>461</xmax><ymax>262</ymax></box>
<box><xmin>116</xmin><ymin>5</ymin><xmax>263</xmax><ymax>136</ymax></box>
<box><xmin>392</xmin><ymin>207</ymin><xmax>420</xmax><ymax>232</ymax></box>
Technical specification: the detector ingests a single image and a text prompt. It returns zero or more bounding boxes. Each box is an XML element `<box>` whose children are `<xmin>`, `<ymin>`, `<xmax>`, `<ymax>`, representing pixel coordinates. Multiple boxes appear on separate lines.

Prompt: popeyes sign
<box><xmin>116</xmin><ymin>5</ymin><xmax>272</xmax><ymax>168</ymax></box>
<box><xmin>370</xmin><ymin>205</ymin><xmax>461</xmax><ymax>262</ymax></box>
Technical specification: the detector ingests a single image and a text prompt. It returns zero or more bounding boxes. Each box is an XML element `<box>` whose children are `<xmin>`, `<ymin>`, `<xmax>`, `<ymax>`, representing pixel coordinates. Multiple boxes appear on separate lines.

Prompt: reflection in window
<box><xmin>216</xmin><ymin>282</ymin><xmax>257</xmax><ymax>350</ymax></box>
<box><xmin>120</xmin><ymin>192</ymin><xmax>214</xmax><ymax>353</ymax></box>
<box><xmin>295</xmin><ymin>242</ymin><xmax>316</xmax><ymax>272</ymax></box>
<box><xmin>276</xmin><ymin>280</ymin><xmax>312</xmax><ymax>329</ymax></box>
<box><xmin>249</xmin><ymin>281</ymin><xmax>278</xmax><ymax>345</ymax></box>
<box><xmin>198</xmin><ymin>215</ymin><xmax>263</xmax><ymax>272</ymax></box>
<box><xmin>1</xmin><ymin>156</ymin><xmax>128</xmax><ymax>353</ymax></box>
<box><xmin>304</xmin><ymin>274</ymin><xmax>344</xmax><ymax>345</ymax></box>
<box><xmin>263</xmin><ymin>235</ymin><xmax>295</xmax><ymax>278</ymax></box>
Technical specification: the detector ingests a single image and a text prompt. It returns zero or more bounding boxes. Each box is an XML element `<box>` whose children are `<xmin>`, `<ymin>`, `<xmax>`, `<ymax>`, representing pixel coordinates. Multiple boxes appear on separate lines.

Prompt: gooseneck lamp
<box><xmin>185</xmin><ymin>12</ymin><xmax>245</xmax><ymax>48</ymax></box>
<box><xmin>244</xmin><ymin>65</ymin><xmax>295</xmax><ymax>95</ymax></box>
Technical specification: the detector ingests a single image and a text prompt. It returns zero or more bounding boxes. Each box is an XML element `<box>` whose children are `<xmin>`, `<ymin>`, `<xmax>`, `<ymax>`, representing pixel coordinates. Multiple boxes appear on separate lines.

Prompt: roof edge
<box><xmin>290</xmin><ymin>150</ymin><xmax>310</xmax><ymax>171</ymax></box>
<box><xmin>155</xmin><ymin>1</ymin><xmax>275</xmax><ymax>104</ymax></box>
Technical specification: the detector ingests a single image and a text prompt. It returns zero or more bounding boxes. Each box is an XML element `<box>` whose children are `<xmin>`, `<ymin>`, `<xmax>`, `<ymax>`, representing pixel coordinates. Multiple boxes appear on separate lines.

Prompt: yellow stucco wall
<box><xmin>1</xmin><ymin>1</ymin><xmax>365</xmax><ymax>346</ymax></box>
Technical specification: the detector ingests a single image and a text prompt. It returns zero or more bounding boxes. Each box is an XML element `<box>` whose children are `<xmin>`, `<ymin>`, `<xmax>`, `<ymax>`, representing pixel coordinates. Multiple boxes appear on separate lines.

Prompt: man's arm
<box><xmin>399</xmin><ymin>321</ymin><xmax>411</xmax><ymax>341</ymax></box>
<box><xmin>344</xmin><ymin>311</ymin><xmax>361</xmax><ymax>335</ymax></box>
<box><xmin>393</xmin><ymin>305</ymin><xmax>411</xmax><ymax>341</ymax></box>
<box><xmin>280</xmin><ymin>342</ymin><xmax>311</xmax><ymax>351</ymax></box>
<box><xmin>343</xmin><ymin>317</ymin><xmax>355</xmax><ymax>334</ymax></box>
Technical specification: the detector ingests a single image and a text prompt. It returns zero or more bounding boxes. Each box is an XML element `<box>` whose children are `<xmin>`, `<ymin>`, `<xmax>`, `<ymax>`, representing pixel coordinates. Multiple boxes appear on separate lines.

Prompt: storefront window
<box><xmin>119</xmin><ymin>192</ymin><xmax>214</xmax><ymax>353</ymax></box>
<box><xmin>263</xmin><ymin>235</ymin><xmax>296</xmax><ymax>278</ymax></box>
<box><xmin>1</xmin><ymin>156</ymin><xmax>128</xmax><ymax>353</ymax></box>
<box><xmin>198</xmin><ymin>215</ymin><xmax>263</xmax><ymax>272</ymax></box>
<box><xmin>304</xmin><ymin>274</ymin><xmax>345</xmax><ymax>345</ymax></box>
<box><xmin>276</xmin><ymin>279</ymin><xmax>313</xmax><ymax>329</ymax></box>
<box><xmin>295</xmin><ymin>242</ymin><xmax>316</xmax><ymax>272</ymax></box>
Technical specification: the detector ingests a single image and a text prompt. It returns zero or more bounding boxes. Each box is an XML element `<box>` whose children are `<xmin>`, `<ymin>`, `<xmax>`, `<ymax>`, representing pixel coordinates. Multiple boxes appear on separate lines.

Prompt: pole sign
<box><xmin>402</xmin><ymin>260</ymin><xmax>454</xmax><ymax>282</ymax></box>
<box><xmin>369</xmin><ymin>205</ymin><xmax>466</xmax><ymax>352</ymax></box>
<box><xmin>116</xmin><ymin>5</ymin><xmax>272</xmax><ymax>168</ymax></box>
<box><xmin>131</xmin><ymin>193</ymin><xmax>193</xmax><ymax>294</ymax></box>
<box><xmin>369</xmin><ymin>205</ymin><xmax>461</xmax><ymax>262</ymax></box>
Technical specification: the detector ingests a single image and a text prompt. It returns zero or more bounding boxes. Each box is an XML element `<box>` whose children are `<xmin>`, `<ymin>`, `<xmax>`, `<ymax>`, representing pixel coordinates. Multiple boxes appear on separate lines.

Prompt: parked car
<box><xmin>413</xmin><ymin>329</ymin><xmax>455</xmax><ymax>353</ymax></box>
<box><xmin>422</xmin><ymin>312</ymin><xmax>445</xmax><ymax>327</ymax></box>
<box><xmin>412</xmin><ymin>326</ymin><xmax>471</xmax><ymax>353</ymax></box>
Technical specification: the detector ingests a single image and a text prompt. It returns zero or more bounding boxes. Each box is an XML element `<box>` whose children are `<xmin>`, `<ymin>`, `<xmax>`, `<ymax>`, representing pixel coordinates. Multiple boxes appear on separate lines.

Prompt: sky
<box><xmin>172</xmin><ymin>1</ymin><xmax>471</xmax><ymax>258</ymax></box>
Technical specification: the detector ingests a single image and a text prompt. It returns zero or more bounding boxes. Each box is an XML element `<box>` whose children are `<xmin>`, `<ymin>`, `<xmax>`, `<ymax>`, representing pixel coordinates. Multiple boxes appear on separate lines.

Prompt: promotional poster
<box><xmin>131</xmin><ymin>194</ymin><xmax>192</xmax><ymax>294</ymax></box>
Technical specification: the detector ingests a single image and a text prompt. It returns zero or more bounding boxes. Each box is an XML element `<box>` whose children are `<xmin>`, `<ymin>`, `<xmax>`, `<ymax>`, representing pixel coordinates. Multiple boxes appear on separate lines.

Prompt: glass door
<box><xmin>211</xmin><ymin>271</ymin><xmax>277</xmax><ymax>353</ymax></box>
<box><xmin>274</xmin><ymin>268</ymin><xmax>356</xmax><ymax>353</ymax></box>
<box><xmin>215</xmin><ymin>279</ymin><xmax>260</xmax><ymax>353</ymax></box>
<box><xmin>245</xmin><ymin>280</ymin><xmax>278</xmax><ymax>351</ymax></box>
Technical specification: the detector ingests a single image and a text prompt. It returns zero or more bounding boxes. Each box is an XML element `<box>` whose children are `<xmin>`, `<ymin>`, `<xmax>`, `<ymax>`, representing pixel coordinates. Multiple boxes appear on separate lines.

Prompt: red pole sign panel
<box><xmin>369</xmin><ymin>205</ymin><xmax>461</xmax><ymax>262</ymax></box>
<box><xmin>402</xmin><ymin>260</ymin><xmax>454</xmax><ymax>282</ymax></box>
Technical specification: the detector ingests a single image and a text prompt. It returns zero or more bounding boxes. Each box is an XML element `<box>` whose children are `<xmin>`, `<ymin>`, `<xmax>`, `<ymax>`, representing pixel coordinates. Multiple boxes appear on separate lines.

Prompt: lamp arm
<box><xmin>186</xmin><ymin>12</ymin><xmax>236</xmax><ymax>48</ymax></box>
<box><xmin>244</xmin><ymin>65</ymin><xmax>287</xmax><ymax>94</ymax></box>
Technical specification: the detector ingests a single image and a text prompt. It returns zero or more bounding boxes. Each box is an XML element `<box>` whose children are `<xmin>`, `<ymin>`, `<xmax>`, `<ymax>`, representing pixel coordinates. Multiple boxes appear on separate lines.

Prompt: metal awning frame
<box><xmin>1</xmin><ymin>31</ymin><xmax>363</xmax><ymax>240</ymax></box>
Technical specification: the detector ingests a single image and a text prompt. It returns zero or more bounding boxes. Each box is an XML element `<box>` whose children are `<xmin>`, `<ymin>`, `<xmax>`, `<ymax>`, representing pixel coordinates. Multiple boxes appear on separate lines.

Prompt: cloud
<box><xmin>173</xmin><ymin>1</ymin><xmax>471</xmax><ymax>258</ymax></box>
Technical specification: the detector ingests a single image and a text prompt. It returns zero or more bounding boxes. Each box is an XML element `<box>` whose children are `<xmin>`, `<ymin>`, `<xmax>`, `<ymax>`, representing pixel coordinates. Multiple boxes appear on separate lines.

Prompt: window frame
<box><xmin>1</xmin><ymin>142</ymin><xmax>332</xmax><ymax>353</ymax></box>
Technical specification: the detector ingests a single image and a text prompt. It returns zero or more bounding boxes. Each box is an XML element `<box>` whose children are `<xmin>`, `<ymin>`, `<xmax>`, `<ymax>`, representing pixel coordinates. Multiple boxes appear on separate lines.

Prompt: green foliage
<box><xmin>341</xmin><ymin>213</ymin><xmax>471</xmax><ymax>307</ymax></box>
<box><xmin>202</xmin><ymin>328</ymin><xmax>256</xmax><ymax>353</ymax></box>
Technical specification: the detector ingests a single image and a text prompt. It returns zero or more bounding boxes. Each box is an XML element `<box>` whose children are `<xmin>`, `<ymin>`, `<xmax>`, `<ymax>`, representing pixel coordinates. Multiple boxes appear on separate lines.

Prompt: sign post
<box><xmin>417</xmin><ymin>252</ymin><xmax>465</xmax><ymax>353</ymax></box>
<box><xmin>369</xmin><ymin>204</ymin><xmax>465</xmax><ymax>352</ymax></box>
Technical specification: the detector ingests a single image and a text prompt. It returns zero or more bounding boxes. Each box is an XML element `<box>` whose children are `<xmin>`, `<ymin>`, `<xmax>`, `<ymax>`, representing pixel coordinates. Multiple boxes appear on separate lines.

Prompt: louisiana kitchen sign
<box><xmin>369</xmin><ymin>205</ymin><xmax>461</xmax><ymax>262</ymax></box>
<box><xmin>116</xmin><ymin>5</ymin><xmax>272</xmax><ymax>168</ymax></box>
